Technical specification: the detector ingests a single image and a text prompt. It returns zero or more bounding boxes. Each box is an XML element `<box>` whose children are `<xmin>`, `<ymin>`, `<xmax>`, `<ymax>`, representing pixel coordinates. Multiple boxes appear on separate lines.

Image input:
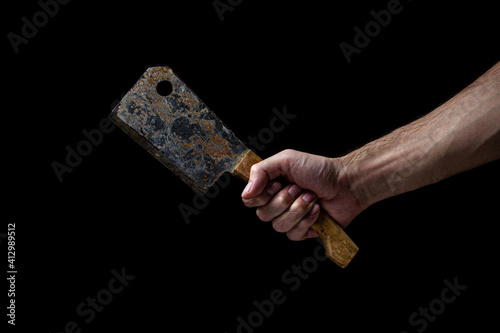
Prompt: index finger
<box><xmin>241</xmin><ymin>156</ymin><xmax>288</xmax><ymax>199</ymax></box>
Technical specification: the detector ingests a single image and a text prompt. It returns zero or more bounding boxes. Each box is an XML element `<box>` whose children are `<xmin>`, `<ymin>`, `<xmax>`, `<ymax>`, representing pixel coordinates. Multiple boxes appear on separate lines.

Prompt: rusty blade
<box><xmin>109</xmin><ymin>66</ymin><xmax>248</xmax><ymax>194</ymax></box>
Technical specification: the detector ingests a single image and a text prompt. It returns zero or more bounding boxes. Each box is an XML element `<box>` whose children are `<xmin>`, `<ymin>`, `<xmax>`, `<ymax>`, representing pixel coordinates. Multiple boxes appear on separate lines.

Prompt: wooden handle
<box><xmin>233</xmin><ymin>150</ymin><xmax>359</xmax><ymax>268</ymax></box>
<box><xmin>310</xmin><ymin>209</ymin><xmax>358</xmax><ymax>268</ymax></box>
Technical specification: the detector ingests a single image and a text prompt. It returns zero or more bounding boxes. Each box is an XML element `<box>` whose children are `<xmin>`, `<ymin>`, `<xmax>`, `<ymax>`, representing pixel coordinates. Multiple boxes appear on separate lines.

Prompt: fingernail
<box><xmin>243</xmin><ymin>181</ymin><xmax>253</xmax><ymax>195</ymax></box>
<box><xmin>267</xmin><ymin>181</ymin><xmax>282</xmax><ymax>195</ymax></box>
<box><xmin>302</xmin><ymin>192</ymin><xmax>315</xmax><ymax>203</ymax></box>
<box><xmin>309</xmin><ymin>203</ymin><xmax>320</xmax><ymax>215</ymax></box>
<box><xmin>288</xmin><ymin>185</ymin><xmax>301</xmax><ymax>198</ymax></box>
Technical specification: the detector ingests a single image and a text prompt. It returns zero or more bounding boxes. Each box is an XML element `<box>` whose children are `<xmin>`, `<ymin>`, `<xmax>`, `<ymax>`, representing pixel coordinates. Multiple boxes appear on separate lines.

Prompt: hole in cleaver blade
<box><xmin>109</xmin><ymin>66</ymin><xmax>249</xmax><ymax>194</ymax></box>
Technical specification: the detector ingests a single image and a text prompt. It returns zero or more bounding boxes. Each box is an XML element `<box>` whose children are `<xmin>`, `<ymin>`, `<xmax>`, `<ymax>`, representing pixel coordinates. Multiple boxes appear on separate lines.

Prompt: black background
<box><xmin>4</xmin><ymin>0</ymin><xmax>500</xmax><ymax>332</ymax></box>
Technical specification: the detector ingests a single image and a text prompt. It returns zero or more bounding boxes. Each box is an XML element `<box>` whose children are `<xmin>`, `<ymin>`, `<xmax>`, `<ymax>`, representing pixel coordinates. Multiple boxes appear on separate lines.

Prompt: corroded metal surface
<box><xmin>110</xmin><ymin>66</ymin><xmax>248</xmax><ymax>194</ymax></box>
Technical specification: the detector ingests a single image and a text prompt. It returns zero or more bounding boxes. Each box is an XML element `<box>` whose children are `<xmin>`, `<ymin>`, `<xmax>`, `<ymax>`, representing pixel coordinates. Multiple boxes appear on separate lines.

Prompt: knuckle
<box><xmin>242</xmin><ymin>198</ymin><xmax>253</xmax><ymax>207</ymax></box>
<box><xmin>272</xmin><ymin>219</ymin><xmax>288</xmax><ymax>233</ymax></box>
<box><xmin>256</xmin><ymin>208</ymin><xmax>272</xmax><ymax>222</ymax></box>
<box><xmin>281</xmin><ymin>148</ymin><xmax>297</xmax><ymax>157</ymax></box>
<box><xmin>275</xmin><ymin>191</ymin><xmax>290</xmax><ymax>206</ymax></box>
<box><xmin>253</xmin><ymin>197</ymin><xmax>266</xmax><ymax>206</ymax></box>
<box><xmin>290</xmin><ymin>200</ymin><xmax>308</xmax><ymax>213</ymax></box>
<box><xmin>279</xmin><ymin>149</ymin><xmax>296</xmax><ymax>165</ymax></box>
<box><xmin>249</xmin><ymin>163</ymin><xmax>259</xmax><ymax>175</ymax></box>
<box><xmin>242</xmin><ymin>197</ymin><xmax>258</xmax><ymax>208</ymax></box>
<box><xmin>243</xmin><ymin>195</ymin><xmax>269</xmax><ymax>208</ymax></box>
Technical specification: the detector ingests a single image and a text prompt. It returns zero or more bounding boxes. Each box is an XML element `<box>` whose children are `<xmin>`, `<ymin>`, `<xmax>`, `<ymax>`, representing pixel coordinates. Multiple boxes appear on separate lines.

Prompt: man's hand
<box><xmin>241</xmin><ymin>149</ymin><xmax>363</xmax><ymax>241</ymax></box>
<box><xmin>241</xmin><ymin>61</ymin><xmax>500</xmax><ymax>242</ymax></box>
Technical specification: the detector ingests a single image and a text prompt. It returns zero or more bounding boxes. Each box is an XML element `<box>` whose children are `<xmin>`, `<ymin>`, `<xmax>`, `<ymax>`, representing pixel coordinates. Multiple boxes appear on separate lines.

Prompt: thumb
<box><xmin>241</xmin><ymin>152</ymin><xmax>290</xmax><ymax>199</ymax></box>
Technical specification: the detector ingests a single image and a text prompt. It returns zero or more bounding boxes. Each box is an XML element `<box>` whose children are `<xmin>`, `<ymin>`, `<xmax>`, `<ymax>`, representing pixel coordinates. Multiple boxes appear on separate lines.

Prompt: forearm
<box><xmin>341</xmin><ymin>62</ymin><xmax>500</xmax><ymax>209</ymax></box>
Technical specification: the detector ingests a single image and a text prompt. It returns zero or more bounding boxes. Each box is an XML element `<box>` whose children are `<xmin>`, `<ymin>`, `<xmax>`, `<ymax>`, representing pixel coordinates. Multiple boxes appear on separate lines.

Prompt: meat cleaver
<box><xmin>109</xmin><ymin>66</ymin><xmax>358</xmax><ymax>268</ymax></box>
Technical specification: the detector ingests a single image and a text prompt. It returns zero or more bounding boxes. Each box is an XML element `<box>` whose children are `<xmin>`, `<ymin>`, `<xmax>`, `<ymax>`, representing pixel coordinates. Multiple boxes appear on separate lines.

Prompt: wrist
<box><xmin>336</xmin><ymin>151</ymin><xmax>391</xmax><ymax>212</ymax></box>
<box><xmin>327</xmin><ymin>156</ymin><xmax>369</xmax><ymax>224</ymax></box>
<box><xmin>338</xmin><ymin>136</ymin><xmax>430</xmax><ymax>210</ymax></box>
